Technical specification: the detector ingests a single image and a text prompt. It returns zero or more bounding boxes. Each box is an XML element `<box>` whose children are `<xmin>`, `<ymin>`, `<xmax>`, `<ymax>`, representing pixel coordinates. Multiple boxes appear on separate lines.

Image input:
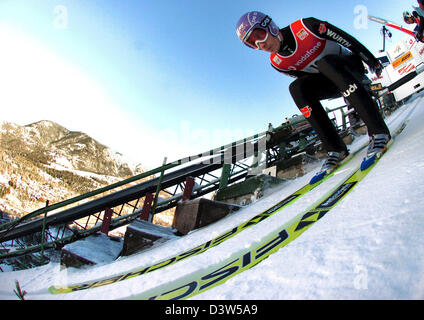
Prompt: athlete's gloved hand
<box><xmin>370</xmin><ymin>62</ymin><xmax>383</xmax><ymax>77</ymax></box>
<box><xmin>414</xmin><ymin>30</ymin><xmax>424</xmax><ymax>42</ymax></box>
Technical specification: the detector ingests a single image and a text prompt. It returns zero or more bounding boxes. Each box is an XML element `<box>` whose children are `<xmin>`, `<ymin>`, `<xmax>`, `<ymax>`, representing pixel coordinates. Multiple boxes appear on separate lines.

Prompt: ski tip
<box><xmin>360</xmin><ymin>155</ymin><xmax>377</xmax><ymax>171</ymax></box>
<box><xmin>309</xmin><ymin>171</ymin><xmax>326</xmax><ymax>185</ymax></box>
<box><xmin>48</xmin><ymin>285</ymin><xmax>70</xmax><ymax>294</ymax></box>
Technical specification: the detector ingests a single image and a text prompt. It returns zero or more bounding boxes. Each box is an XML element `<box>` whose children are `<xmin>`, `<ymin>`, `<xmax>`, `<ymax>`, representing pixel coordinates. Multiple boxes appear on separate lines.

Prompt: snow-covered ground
<box><xmin>1</xmin><ymin>93</ymin><xmax>423</xmax><ymax>300</ymax></box>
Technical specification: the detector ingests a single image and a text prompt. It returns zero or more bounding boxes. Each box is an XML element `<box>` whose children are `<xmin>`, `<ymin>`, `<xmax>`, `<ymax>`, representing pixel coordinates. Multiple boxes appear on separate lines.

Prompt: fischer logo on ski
<box><xmin>49</xmin><ymin>146</ymin><xmax>362</xmax><ymax>295</ymax></box>
<box><xmin>48</xmin><ymin>104</ymin><xmax>415</xmax><ymax>298</ymax></box>
<box><xmin>135</xmin><ymin>107</ymin><xmax>414</xmax><ymax>300</ymax></box>
<box><xmin>317</xmin><ymin>182</ymin><xmax>357</xmax><ymax>208</ymax></box>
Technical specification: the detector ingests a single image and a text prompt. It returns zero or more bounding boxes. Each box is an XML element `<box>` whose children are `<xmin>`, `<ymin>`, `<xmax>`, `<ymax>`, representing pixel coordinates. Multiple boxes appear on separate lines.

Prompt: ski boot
<box><xmin>360</xmin><ymin>133</ymin><xmax>391</xmax><ymax>170</ymax></box>
<box><xmin>310</xmin><ymin>150</ymin><xmax>349</xmax><ymax>184</ymax></box>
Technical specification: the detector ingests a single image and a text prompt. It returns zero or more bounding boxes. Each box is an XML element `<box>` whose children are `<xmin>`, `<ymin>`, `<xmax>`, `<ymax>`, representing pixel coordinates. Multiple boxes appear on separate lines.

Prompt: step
<box><xmin>173</xmin><ymin>198</ymin><xmax>242</xmax><ymax>235</ymax></box>
<box><xmin>60</xmin><ymin>233</ymin><xmax>122</xmax><ymax>269</ymax></box>
<box><xmin>215</xmin><ymin>174</ymin><xmax>286</xmax><ymax>206</ymax></box>
<box><xmin>121</xmin><ymin>220</ymin><xmax>178</xmax><ymax>256</ymax></box>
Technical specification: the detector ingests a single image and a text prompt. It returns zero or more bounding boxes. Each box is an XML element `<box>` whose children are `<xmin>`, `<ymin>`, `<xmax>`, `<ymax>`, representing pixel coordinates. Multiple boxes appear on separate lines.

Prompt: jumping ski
<box><xmin>49</xmin><ymin>143</ymin><xmax>365</xmax><ymax>295</ymax></box>
<box><xmin>139</xmin><ymin>104</ymin><xmax>416</xmax><ymax>300</ymax></box>
<box><xmin>48</xmin><ymin>104</ymin><xmax>413</xmax><ymax>296</ymax></box>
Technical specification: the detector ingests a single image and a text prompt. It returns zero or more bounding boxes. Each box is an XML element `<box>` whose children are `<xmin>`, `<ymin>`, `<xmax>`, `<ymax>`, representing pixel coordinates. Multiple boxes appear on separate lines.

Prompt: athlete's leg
<box><xmin>289</xmin><ymin>73</ymin><xmax>348</xmax><ymax>153</ymax></box>
<box><xmin>316</xmin><ymin>54</ymin><xmax>390</xmax><ymax>137</ymax></box>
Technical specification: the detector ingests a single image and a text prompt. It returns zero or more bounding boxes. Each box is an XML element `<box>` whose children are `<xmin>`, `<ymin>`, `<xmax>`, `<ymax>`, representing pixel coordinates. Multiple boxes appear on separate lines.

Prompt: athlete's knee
<box><xmin>289</xmin><ymin>80</ymin><xmax>310</xmax><ymax>110</ymax></box>
<box><xmin>317</xmin><ymin>54</ymin><xmax>364</xmax><ymax>78</ymax></box>
<box><xmin>289</xmin><ymin>77</ymin><xmax>309</xmax><ymax>99</ymax></box>
<box><xmin>316</xmin><ymin>54</ymin><xmax>341</xmax><ymax>71</ymax></box>
<box><xmin>289</xmin><ymin>78</ymin><xmax>300</xmax><ymax>93</ymax></box>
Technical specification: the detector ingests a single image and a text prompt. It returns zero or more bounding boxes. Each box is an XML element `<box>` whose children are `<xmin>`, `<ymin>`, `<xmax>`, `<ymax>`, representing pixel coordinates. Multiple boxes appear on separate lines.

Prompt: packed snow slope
<box><xmin>1</xmin><ymin>93</ymin><xmax>424</xmax><ymax>300</ymax></box>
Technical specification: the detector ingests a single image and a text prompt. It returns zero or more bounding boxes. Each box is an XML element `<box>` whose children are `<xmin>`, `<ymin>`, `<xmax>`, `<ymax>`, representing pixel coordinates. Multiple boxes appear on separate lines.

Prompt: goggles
<box><xmin>243</xmin><ymin>28</ymin><xmax>269</xmax><ymax>50</ymax></box>
<box><xmin>405</xmin><ymin>16</ymin><xmax>414</xmax><ymax>24</ymax></box>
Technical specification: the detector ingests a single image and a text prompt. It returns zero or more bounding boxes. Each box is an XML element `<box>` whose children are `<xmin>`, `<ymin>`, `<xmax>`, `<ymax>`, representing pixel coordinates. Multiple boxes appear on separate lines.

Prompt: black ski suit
<box><xmin>412</xmin><ymin>11</ymin><xmax>424</xmax><ymax>41</ymax></box>
<box><xmin>271</xmin><ymin>17</ymin><xmax>389</xmax><ymax>153</ymax></box>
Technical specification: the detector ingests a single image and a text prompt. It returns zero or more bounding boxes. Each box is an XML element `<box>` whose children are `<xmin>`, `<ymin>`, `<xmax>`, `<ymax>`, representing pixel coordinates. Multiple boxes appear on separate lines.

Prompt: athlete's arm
<box><xmin>302</xmin><ymin>17</ymin><xmax>381</xmax><ymax>70</ymax></box>
<box><xmin>416</xmin><ymin>15</ymin><xmax>424</xmax><ymax>41</ymax></box>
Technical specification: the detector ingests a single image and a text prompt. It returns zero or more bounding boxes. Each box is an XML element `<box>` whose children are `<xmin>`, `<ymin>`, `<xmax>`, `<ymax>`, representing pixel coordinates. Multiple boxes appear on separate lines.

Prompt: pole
<box><xmin>382</xmin><ymin>26</ymin><xmax>387</xmax><ymax>52</ymax></box>
<box><xmin>150</xmin><ymin>157</ymin><xmax>167</xmax><ymax>222</ymax></box>
<box><xmin>40</xmin><ymin>200</ymin><xmax>49</xmax><ymax>262</ymax></box>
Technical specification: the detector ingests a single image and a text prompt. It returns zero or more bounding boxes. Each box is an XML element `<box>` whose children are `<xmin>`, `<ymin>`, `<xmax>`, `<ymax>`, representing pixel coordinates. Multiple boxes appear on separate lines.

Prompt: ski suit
<box><xmin>271</xmin><ymin>17</ymin><xmax>389</xmax><ymax>153</ymax></box>
<box><xmin>413</xmin><ymin>10</ymin><xmax>424</xmax><ymax>41</ymax></box>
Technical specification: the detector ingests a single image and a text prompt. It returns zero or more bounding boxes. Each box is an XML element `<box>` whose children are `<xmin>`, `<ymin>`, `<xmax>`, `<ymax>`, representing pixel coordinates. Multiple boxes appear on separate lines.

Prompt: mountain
<box><xmin>0</xmin><ymin>120</ymin><xmax>145</xmax><ymax>217</ymax></box>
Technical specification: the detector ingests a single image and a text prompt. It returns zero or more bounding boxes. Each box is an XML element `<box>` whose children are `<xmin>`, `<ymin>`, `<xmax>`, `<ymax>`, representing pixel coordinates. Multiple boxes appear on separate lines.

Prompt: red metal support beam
<box><xmin>139</xmin><ymin>193</ymin><xmax>154</xmax><ymax>221</ymax></box>
<box><xmin>101</xmin><ymin>208</ymin><xmax>113</xmax><ymax>235</ymax></box>
<box><xmin>182</xmin><ymin>177</ymin><xmax>195</xmax><ymax>201</ymax></box>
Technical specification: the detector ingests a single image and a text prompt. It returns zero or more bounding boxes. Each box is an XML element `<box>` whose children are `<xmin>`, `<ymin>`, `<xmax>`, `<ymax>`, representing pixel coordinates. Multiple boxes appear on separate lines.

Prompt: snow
<box><xmin>62</xmin><ymin>234</ymin><xmax>122</xmax><ymax>265</ymax></box>
<box><xmin>0</xmin><ymin>94</ymin><xmax>424</xmax><ymax>300</ymax></box>
<box><xmin>127</xmin><ymin>220</ymin><xmax>178</xmax><ymax>240</ymax></box>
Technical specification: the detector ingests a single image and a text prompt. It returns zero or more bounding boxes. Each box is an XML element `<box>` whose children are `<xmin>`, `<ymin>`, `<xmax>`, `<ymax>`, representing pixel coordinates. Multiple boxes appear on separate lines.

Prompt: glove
<box><xmin>414</xmin><ymin>30</ymin><xmax>424</xmax><ymax>42</ymax></box>
<box><xmin>370</xmin><ymin>62</ymin><xmax>383</xmax><ymax>77</ymax></box>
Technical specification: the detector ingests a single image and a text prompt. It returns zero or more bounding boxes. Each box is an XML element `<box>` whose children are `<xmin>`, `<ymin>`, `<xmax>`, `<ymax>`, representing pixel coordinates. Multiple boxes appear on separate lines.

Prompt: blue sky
<box><xmin>0</xmin><ymin>1</ymin><xmax>412</xmax><ymax>168</ymax></box>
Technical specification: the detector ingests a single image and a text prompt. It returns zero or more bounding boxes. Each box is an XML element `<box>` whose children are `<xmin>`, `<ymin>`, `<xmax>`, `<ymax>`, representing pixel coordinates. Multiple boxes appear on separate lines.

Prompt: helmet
<box><xmin>236</xmin><ymin>11</ymin><xmax>280</xmax><ymax>49</ymax></box>
<box><xmin>403</xmin><ymin>11</ymin><xmax>413</xmax><ymax>23</ymax></box>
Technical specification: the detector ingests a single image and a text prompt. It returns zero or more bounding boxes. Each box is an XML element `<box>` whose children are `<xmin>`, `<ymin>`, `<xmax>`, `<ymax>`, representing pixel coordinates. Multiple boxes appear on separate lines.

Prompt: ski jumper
<box><xmin>412</xmin><ymin>10</ymin><xmax>424</xmax><ymax>40</ymax></box>
<box><xmin>271</xmin><ymin>18</ymin><xmax>389</xmax><ymax>153</ymax></box>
